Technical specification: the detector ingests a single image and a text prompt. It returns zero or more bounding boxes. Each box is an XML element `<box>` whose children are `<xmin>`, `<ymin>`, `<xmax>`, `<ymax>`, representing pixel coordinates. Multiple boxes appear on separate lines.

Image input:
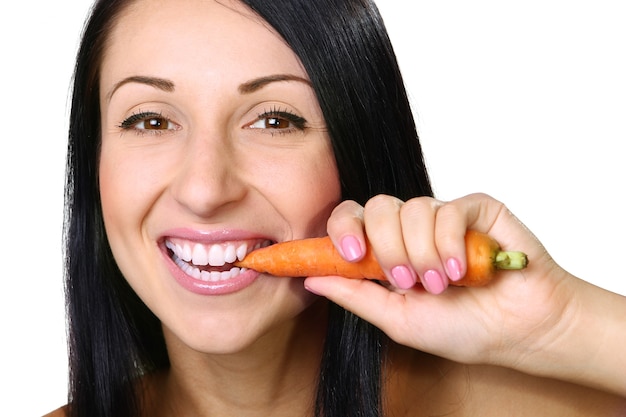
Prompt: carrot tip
<box><xmin>494</xmin><ymin>251</ymin><xmax>528</xmax><ymax>270</ymax></box>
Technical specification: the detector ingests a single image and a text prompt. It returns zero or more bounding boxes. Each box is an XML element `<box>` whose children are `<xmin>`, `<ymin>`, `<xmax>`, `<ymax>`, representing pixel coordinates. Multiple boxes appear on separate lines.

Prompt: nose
<box><xmin>170</xmin><ymin>131</ymin><xmax>247</xmax><ymax>218</ymax></box>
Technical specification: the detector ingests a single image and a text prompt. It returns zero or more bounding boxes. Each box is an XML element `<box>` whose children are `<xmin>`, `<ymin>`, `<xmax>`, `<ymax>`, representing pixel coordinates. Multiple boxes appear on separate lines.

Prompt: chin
<box><xmin>162</xmin><ymin>288</ymin><xmax>320</xmax><ymax>356</ymax></box>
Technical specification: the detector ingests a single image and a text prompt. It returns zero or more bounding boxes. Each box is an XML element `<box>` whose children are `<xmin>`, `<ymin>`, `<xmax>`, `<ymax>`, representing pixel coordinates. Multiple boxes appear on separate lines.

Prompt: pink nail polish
<box><xmin>446</xmin><ymin>258</ymin><xmax>463</xmax><ymax>281</ymax></box>
<box><xmin>423</xmin><ymin>270</ymin><xmax>446</xmax><ymax>294</ymax></box>
<box><xmin>391</xmin><ymin>265</ymin><xmax>415</xmax><ymax>290</ymax></box>
<box><xmin>341</xmin><ymin>235</ymin><xmax>362</xmax><ymax>261</ymax></box>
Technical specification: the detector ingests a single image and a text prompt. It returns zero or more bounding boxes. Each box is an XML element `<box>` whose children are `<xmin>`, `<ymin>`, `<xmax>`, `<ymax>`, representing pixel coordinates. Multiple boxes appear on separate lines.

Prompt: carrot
<box><xmin>462</xmin><ymin>230</ymin><xmax>527</xmax><ymax>286</ymax></box>
<box><xmin>234</xmin><ymin>230</ymin><xmax>527</xmax><ymax>287</ymax></box>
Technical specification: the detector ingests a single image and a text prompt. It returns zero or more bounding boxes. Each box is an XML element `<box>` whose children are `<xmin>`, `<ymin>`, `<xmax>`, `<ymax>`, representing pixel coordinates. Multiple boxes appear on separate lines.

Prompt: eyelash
<box><xmin>117</xmin><ymin>107</ymin><xmax>308</xmax><ymax>135</ymax></box>
<box><xmin>118</xmin><ymin>111</ymin><xmax>175</xmax><ymax>135</ymax></box>
<box><xmin>252</xmin><ymin>107</ymin><xmax>307</xmax><ymax>133</ymax></box>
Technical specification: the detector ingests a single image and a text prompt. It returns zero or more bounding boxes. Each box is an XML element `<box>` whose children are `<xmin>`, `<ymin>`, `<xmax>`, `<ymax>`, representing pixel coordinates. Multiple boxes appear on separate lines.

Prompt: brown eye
<box><xmin>265</xmin><ymin>117</ymin><xmax>291</xmax><ymax>129</ymax></box>
<box><xmin>249</xmin><ymin>116</ymin><xmax>294</xmax><ymax>130</ymax></box>
<box><xmin>142</xmin><ymin>117</ymin><xmax>170</xmax><ymax>130</ymax></box>
<box><xmin>247</xmin><ymin>110</ymin><xmax>307</xmax><ymax>132</ymax></box>
<box><xmin>119</xmin><ymin>112</ymin><xmax>179</xmax><ymax>133</ymax></box>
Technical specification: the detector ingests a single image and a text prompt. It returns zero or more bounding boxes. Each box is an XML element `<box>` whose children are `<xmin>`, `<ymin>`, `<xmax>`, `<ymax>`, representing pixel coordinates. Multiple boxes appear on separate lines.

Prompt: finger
<box><xmin>363</xmin><ymin>195</ymin><xmax>417</xmax><ymax>290</ymax></box>
<box><xmin>304</xmin><ymin>275</ymin><xmax>464</xmax><ymax>352</ymax></box>
<box><xmin>446</xmin><ymin>193</ymin><xmax>512</xmax><ymax>234</ymax></box>
<box><xmin>399</xmin><ymin>197</ymin><xmax>449</xmax><ymax>294</ymax></box>
<box><xmin>304</xmin><ymin>276</ymin><xmax>411</xmax><ymax>336</ymax></box>
<box><xmin>434</xmin><ymin>193</ymin><xmax>526</xmax><ymax>282</ymax></box>
<box><xmin>457</xmin><ymin>193</ymin><xmax>545</xmax><ymax>265</ymax></box>
<box><xmin>326</xmin><ymin>200</ymin><xmax>366</xmax><ymax>262</ymax></box>
<box><xmin>432</xmin><ymin>201</ymin><xmax>469</xmax><ymax>282</ymax></box>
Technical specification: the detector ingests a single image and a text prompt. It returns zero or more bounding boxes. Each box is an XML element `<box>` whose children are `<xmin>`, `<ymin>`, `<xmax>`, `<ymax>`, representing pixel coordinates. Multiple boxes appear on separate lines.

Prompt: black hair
<box><xmin>239</xmin><ymin>2</ymin><xmax>432</xmax><ymax>416</ymax></box>
<box><xmin>65</xmin><ymin>2</ymin><xmax>169</xmax><ymax>416</ymax></box>
<box><xmin>64</xmin><ymin>1</ymin><xmax>432</xmax><ymax>416</ymax></box>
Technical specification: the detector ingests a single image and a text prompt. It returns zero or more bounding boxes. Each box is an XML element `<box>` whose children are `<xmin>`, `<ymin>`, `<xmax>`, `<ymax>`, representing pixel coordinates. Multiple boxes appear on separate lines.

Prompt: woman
<box><xmin>47</xmin><ymin>0</ymin><xmax>626</xmax><ymax>416</ymax></box>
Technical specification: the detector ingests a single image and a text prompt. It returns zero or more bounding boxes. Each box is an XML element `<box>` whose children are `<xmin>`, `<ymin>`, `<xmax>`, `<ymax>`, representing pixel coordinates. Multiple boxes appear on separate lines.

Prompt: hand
<box><xmin>307</xmin><ymin>192</ymin><xmax>568</xmax><ymax>362</ymax></box>
<box><xmin>305</xmin><ymin>193</ymin><xmax>626</xmax><ymax>395</ymax></box>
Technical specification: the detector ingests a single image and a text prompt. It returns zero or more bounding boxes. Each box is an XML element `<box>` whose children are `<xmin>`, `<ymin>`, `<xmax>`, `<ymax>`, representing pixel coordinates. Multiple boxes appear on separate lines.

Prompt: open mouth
<box><xmin>165</xmin><ymin>238</ymin><xmax>272</xmax><ymax>282</ymax></box>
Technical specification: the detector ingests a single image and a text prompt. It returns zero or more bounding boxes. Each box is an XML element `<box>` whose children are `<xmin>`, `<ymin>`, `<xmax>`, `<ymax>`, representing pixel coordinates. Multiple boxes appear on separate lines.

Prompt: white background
<box><xmin>2</xmin><ymin>1</ymin><xmax>624</xmax><ymax>415</ymax></box>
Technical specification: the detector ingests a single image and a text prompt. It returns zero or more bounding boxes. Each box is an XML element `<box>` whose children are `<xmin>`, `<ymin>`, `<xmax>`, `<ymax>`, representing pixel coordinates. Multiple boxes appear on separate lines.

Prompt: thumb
<box><xmin>304</xmin><ymin>276</ymin><xmax>407</xmax><ymax>334</ymax></box>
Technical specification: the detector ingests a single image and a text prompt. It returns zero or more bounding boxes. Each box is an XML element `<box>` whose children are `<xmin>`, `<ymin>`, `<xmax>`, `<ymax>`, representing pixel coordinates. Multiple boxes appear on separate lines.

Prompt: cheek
<box><xmin>98</xmin><ymin>144</ymin><xmax>162</xmax><ymax>258</ymax></box>
<box><xmin>304</xmin><ymin>162</ymin><xmax>341</xmax><ymax>232</ymax></box>
<box><xmin>99</xmin><ymin>143</ymin><xmax>166</xmax><ymax>227</ymax></box>
<box><xmin>98</xmin><ymin>148</ymin><xmax>139</xmax><ymax>275</ymax></box>
<box><xmin>99</xmin><ymin>150</ymin><xmax>137</xmax><ymax>235</ymax></box>
<box><xmin>99</xmin><ymin>150</ymin><xmax>124</xmax><ymax>233</ymax></box>
<box><xmin>268</xmin><ymin>146</ymin><xmax>341</xmax><ymax>237</ymax></box>
<box><xmin>98</xmin><ymin>144</ymin><xmax>170</xmax><ymax>302</ymax></box>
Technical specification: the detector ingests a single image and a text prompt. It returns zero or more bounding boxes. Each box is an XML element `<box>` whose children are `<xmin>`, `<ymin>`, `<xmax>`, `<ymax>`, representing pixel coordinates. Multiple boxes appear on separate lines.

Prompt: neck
<box><xmin>147</xmin><ymin>299</ymin><xmax>328</xmax><ymax>417</ymax></box>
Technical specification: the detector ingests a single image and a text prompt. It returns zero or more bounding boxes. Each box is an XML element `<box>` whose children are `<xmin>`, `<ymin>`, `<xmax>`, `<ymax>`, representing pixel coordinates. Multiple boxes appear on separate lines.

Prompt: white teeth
<box><xmin>208</xmin><ymin>244</ymin><xmax>225</xmax><ymax>266</ymax></box>
<box><xmin>173</xmin><ymin>253</ymin><xmax>247</xmax><ymax>282</ymax></box>
<box><xmin>192</xmin><ymin>243</ymin><xmax>209</xmax><ymax>266</ymax></box>
<box><xmin>198</xmin><ymin>268</ymin><xmax>244</xmax><ymax>282</ymax></box>
<box><xmin>173</xmin><ymin>241</ymin><xmax>255</xmax><ymax>267</ymax></box>
<box><xmin>166</xmin><ymin>240</ymin><xmax>193</xmax><ymax>262</ymax></box>
<box><xmin>236</xmin><ymin>243</ymin><xmax>247</xmax><ymax>261</ymax></box>
<box><xmin>224</xmin><ymin>245</ymin><xmax>237</xmax><ymax>263</ymax></box>
<box><xmin>167</xmin><ymin>239</ymin><xmax>256</xmax><ymax>282</ymax></box>
<box><xmin>182</xmin><ymin>243</ymin><xmax>192</xmax><ymax>262</ymax></box>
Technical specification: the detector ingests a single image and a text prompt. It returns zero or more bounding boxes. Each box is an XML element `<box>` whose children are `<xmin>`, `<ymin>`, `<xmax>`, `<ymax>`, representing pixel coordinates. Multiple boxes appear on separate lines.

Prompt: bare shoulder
<box><xmin>42</xmin><ymin>405</ymin><xmax>68</xmax><ymax>417</ymax></box>
<box><xmin>385</xmin><ymin>345</ymin><xmax>626</xmax><ymax>417</ymax></box>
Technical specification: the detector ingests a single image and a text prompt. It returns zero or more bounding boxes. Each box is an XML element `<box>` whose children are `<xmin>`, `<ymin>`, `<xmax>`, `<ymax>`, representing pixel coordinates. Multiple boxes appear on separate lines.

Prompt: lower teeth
<box><xmin>172</xmin><ymin>253</ymin><xmax>246</xmax><ymax>282</ymax></box>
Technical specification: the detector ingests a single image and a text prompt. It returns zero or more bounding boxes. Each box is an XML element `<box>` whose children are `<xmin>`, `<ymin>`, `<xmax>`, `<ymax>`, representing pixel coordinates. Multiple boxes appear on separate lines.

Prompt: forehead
<box><xmin>100</xmin><ymin>0</ymin><xmax>306</xmax><ymax>90</ymax></box>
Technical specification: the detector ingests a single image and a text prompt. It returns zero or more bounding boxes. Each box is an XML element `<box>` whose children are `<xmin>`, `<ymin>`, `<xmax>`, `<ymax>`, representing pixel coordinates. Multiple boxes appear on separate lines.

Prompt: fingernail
<box><xmin>341</xmin><ymin>235</ymin><xmax>362</xmax><ymax>261</ymax></box>
<box><xmin>304</xmin><ymin>284</ymin><xmax>323</xmax><ymax>296</ymax></box>
<box><xmin>446</xmin><ymin>258</ymin><xmax>463</xmax><ymax>281</ymax></box>
<box><xmin>423</xmin><ymin>270</ymin><xmax>447</xmax><ymax>294</ymax></box>
<box><xmin>391</xmin><ymin>265</ymin><xmax>416</xmax><ymax>290</ymax></box>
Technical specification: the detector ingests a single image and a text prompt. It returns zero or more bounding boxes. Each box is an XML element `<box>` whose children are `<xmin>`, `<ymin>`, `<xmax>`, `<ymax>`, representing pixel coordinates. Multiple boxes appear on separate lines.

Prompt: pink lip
<box><xmin>161</xmin><ymin>228</ymin><xmax>269</xmax><ymax>243</ymax></box>
<box><xmin>159</xmin><ymin>228</ymin><xmax>272</xmax><ymax>296</ymax></box>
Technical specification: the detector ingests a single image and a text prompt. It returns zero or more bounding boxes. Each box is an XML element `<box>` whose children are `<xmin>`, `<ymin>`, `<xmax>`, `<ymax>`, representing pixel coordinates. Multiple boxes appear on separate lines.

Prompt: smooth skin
<box><xmin>309</xmin><ymin>193</ymin><xmax>626</xmax><ymax>415</ymax></box>
<box><xmin>97</xmin><ymin>0</ymin><xmax>339</xmax><ymax>415</ymax></box>
<box><xmin>45</xmin><ymin>0</ymin><xmax>626</xmax><ymax>416</ymax></box>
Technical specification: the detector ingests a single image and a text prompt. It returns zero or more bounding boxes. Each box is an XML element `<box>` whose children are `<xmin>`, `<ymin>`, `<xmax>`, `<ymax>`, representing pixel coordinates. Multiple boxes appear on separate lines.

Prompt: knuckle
<box><xmin>399</xmin><ymin>196</ymin><xmax>440</xmax><ymax>221</ymax></box>
<box><xmin>327</xmin><ymin>200</ymin><xmax>364</xmax><ymax>233</ymax></box>
<box><xmin>435</xmin><ymin>202</ymin><xmax>463</xmax><ymax>224</ymax></box>
<box><xmin>363</xmin><ymin>194</ymin><xmax>401</xmax><ymax>215</ymax></box>
<box><xmin>330</xmin><ymin>199</ymin><xmax>362</xmax><ymax>216</ymax></box>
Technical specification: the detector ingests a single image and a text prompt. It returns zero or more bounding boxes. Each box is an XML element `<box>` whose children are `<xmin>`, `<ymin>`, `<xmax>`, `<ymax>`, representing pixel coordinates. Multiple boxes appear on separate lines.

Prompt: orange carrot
<box><xmin>461</xmin><ymin>230</ymin><xmax>527</xmax><ymax>286</ymax></box>
<box><xmin>234</xmin><ymin>230</ymin><xmax>527</xmax><ymax>287</ymax></box>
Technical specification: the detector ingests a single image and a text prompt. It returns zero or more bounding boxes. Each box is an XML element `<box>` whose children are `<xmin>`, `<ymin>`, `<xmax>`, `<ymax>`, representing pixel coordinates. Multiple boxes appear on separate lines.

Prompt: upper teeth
<box><xmin>165</xmin><ymin>239</ymin><xmax>265</xmax><ymax>267</ymax></box>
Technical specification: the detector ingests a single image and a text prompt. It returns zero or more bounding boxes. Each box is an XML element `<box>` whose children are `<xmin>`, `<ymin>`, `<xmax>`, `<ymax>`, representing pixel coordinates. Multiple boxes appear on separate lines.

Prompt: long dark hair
<box><xmin>64</xmin><ymin>0</ymin><xmax>432</xmax><ymax>416</ymax></box>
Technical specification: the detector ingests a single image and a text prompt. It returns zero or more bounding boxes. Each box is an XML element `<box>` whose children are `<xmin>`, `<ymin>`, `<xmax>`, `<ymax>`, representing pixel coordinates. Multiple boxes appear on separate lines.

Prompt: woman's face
<box><xmin>98</xmin><ymin>0</ymin><xmax>340</xmax><ymax>353</ymax></box>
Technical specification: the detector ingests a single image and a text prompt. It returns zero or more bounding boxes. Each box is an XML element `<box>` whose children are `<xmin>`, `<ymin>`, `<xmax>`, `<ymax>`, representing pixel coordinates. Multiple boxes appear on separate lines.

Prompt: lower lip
<box><xmin>161</xmin><ymin>246</ymin><xmax>261</xmax><ymax>295</ymax></box>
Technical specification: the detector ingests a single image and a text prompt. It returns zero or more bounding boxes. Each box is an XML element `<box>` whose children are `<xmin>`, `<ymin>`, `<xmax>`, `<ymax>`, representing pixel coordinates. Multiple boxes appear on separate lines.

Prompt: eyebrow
<box><xmin>107</xmin><ymin>75</ymin><xmax>175</xmax><ymax>101</ymax></box>
<box><xmin>107</xmin><ymin>73</ymin><xmax>312</xmax><ymax>101</ymax></box>
<box><xmin>238</xmin><ymin>74</ymin><xmax>312</xmax><ymax>94</ymax></box>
